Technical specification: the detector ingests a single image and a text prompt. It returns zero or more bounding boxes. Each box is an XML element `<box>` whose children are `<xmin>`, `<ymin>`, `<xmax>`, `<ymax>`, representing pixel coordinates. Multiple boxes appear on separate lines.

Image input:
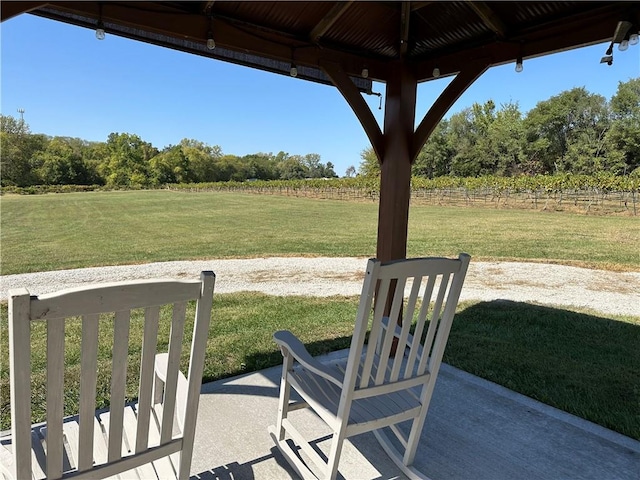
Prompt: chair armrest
<box><xmin>273</xmin><ymin>330</ymin><xmax>344</xmax><ymax>387</ymax></box>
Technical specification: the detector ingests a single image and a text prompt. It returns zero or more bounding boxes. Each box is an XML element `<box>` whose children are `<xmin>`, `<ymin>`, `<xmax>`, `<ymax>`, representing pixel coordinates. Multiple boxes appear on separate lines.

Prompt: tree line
<box><xmin>0</xmin><ymin>122</ymin><xmax>338</xmax><ymax>188</ymax></box>
<box><xmin>1</xmin><ymin>78</ymin><xmax>638</xmax><ymax>188</ymax></box>
<box><xmin>359</xmin><ymin>79</ymin><xmax>639</xmax><ymax>179</ymax></box>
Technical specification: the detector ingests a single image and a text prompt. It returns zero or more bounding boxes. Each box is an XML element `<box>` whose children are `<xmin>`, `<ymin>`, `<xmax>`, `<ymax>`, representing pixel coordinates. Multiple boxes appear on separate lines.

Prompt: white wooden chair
<box><xmin>269</xmin><ymin>254</ymin><xmax>470</xmax><ymax>480</ymax></box>
<box><xmin>1</xmin><ymin>271</ymin><xmax>215</xmax><ymax>480</ymax></box>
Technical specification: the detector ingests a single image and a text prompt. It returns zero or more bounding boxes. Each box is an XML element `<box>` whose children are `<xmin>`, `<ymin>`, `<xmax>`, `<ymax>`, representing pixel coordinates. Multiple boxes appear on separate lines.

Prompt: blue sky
<box><xmin>2</xmin><ymin>14</ymin><xmax>639</xmax><ymax>176</ymax></box>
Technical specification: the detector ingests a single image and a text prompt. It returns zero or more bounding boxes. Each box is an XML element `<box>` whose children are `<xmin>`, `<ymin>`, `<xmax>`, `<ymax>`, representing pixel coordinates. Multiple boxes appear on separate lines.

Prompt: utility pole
<box><xmin>17</xmin><ymin>108</ymin><xmax>25</xmax><ymax>123</ymax></box>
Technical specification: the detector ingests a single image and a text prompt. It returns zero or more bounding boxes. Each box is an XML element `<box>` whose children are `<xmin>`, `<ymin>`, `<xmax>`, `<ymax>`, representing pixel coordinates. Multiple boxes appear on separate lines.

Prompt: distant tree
<box><xmin>358</xmin><ymin>147</ymin><xmax>380</xmax><ymax>177</ymax></box>
<box><xmin>605</xmin><ymin>78</ymin><xmax>640</xmax><ymax>175</ymax></box>
<box><xmin>413</xmin><ymin>120</ymin><xmax>452</xmax><ymax>178</ymax></box>
<box><xmin>447</xmin><ymin>103</ymin><xmax>492</xmax><ymax>176</ymax></box>
<box><xmin>344</xmin><ymin>165</ymin><xmax>356</xmax><ymax>178</ymax></box>
<box><xmin>149</xmin><ymin>145</ymin><xmax>189</xmax><ymax>185</ymax></box>
<box><xmin>241</xmin><ymin>153</ymin><xmax>279</xmax><ymax>180</ymax></box>
<box><xmin>279</xmin><ymin>156</ymin><xmax>308</xmax><ymax>179</ymax></box>
<box><xmin>486</xmin><ymin>102</ymin><xmax>526</xmax><ymax>176</ymax></box>
<box><xmin>100</xmin><ymin>132</ymin><xmax>158</xmax><ymax>187</ymax></box>
<box><xmin>36</xmin><ymin>137</ymin><xmax>97</xmax><ymax>185</ymax></box>
<box><xmin>0</xmin><ymin>115</ymin><xmax>48</xmax><ymax>186</ymax></box>
<box><xmin>180</xmin><ymin>138</ymin><xmax>222</xmax><ymax>182</ymax></box>
<box><xmin>524</xmin><ymin>87</ymin><xmax>609</xmax><ymax>174</ymax></box>
<box><xmin>322</xmin><ymin>161</ymin><xmax>338</xmax><ymax>178</ymax></box>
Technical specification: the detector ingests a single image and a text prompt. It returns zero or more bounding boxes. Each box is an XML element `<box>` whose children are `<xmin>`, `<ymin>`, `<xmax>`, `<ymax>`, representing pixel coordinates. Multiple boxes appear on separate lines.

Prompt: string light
<box><xmin>618</xmin><ymin>39</ymin><xmax>629</xmax><ymax>51</ymax></box>
<box><xmin>361</xmin><ymin>68</ymin><xmax>369</xmax><ymax>78</ymax></box>
<box><xmin>95</xmin><ymin>4</ymin><xmax>105</xmax><ymax>40</ymax></box>
<box><xmin>206</xmin><ymin>14</ymin><xmax>215</xmax><ymax>50</ymax></box>
<box><xmin>515</xmin><ymin>56</ymin><xmax>523</xmax><ymax>73</ymax></box>
<box><xmin>432</xmin><ymin>67</ymin><xmax>440</xmax><ymax>78</ymax></box>
<box><xmin>290</xmin><ymin>64</ymin><xmax>298</xmax><ymax>77</ymax></box>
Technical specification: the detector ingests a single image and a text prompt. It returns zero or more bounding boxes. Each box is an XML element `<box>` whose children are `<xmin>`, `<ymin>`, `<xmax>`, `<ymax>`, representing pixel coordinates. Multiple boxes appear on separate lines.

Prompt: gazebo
<box><xmin>3</xmin><ymin>1</ymin><xmax>639</xmax><ymax>263</ymax></box>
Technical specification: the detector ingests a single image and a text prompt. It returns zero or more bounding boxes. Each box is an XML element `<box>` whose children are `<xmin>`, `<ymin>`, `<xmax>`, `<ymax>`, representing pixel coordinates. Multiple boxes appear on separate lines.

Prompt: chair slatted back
<box><xmin>7</xmin><ymin>272</ymin><xmax>215</xmax><ymax>480</ymax></box>
<box><xmin>343</xmin><ymin>255</ymin><xmax>470</xmax><ymax>401</ymax></box>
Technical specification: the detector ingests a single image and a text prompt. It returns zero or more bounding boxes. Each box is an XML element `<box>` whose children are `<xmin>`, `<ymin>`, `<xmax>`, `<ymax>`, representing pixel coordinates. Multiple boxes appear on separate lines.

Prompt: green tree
<box><xmin>605</xmin><ymin>78</ymin><xmax>640</xmax><ymax>175</ymax></box>
<box><xmin>0</xmin><ymin>115</ymin><xmax>48</xmax><ymax>186</ymax></box>
<box><xmin>279</xmin><ymin>155</ymin><xmax>308</xmax><ymax>179</ymax></box>
<box><xmin>413</xmin><ymin>120</ymin><xmax>452</xmax><ymax>178</ymax></box>
<box><xmin>100</xmin><ymin>132</ymin><xmax>158</xmax><ymax>187</ymax></box>
<box><xmin>448</xmin><ymin>101</ymin><xmax>497</xmax><ymax>176</ymax></box>
<box><xmin>486</xmin><ymin>102</ymin><xmax>526</xmax><ymax>176</ymax></box>
<box><xmin>36</xmin><ymin>137</ymin><xmax>98</xmax><ymax>185</ymax></box>
<box><xmin>524</xmin><ymin>87</ymin><xmax>609</xmax><ymax>174</ymax></box>
<box><xmin>358</xmin><ymin>147</ymin><xmax>379</xmax><ymax>177</ymax></box>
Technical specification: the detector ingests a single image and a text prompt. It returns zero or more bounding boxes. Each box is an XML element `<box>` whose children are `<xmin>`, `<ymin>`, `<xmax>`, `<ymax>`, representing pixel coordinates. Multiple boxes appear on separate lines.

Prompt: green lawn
<box><xmin>1</xmin><ymin>296</ymin><xmax>638</xmax><ymax>440</ymax></box>
<box><xmin>1</xmin><ymin>190</ymin><xmax>639</xmax><ymax>441</ymax></box>
<box><xmin>1</xmin><ymin>190</ymin><xmax>639</xmax><ymax>275</ymax></box>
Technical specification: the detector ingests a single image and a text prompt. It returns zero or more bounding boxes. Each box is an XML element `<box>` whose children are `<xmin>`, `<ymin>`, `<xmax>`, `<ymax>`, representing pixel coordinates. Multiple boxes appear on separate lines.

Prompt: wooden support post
<box><xmin>377</xmin><ymin>63</ymin><xmax>416</xmax><ymax>263</ymax></box>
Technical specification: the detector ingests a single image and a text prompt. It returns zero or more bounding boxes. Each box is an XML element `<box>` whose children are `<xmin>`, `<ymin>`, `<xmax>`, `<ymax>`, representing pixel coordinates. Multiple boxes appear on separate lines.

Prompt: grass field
<box><xmin>1</xmin><ymin>190</ymin><xmax>639</xmax><ymax>275</ymax></box>
<box><xmin>1</xmin><ymin>190</ymin><xmax>639</xmax><ymax>441</ymax></box>
<box><xmin>1</xmin><ymin>296</ymin><xmax>638</xmax><ymax>440</ymax></box>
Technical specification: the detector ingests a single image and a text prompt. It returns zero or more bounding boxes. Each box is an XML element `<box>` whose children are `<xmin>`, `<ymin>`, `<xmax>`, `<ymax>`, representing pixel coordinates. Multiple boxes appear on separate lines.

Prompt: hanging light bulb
<box><xmin>290</xmin><ymin>64</ymin><xmax>298</xmax><ymax>77</ymax></box>
<box><xmin>432</xmin><ymin>67</ymin><xmax>440</xmax><ymax>78</ymax></box>
<box><xmin>515</xmin><ymin>56</ymin><xmax>523</xmax><ymax>73</ymax></box>
<box><xmin>618</xmin><ymin>39</ymin><xmax>629</xmax><ymax>51</ymax></box>
<box><xmin>207</xmin><ymin>33</ymin><xmax>216</xmax><ymax>50</ymax></box>
<box><xmin>95</xmin><ymin>20</ymin><xmax>105</xmax><ymax>40</ymax></box>
<box><xmin>630</xmin><ymin>33</ymin><xmax>639</xmax><ymax>46</ymax></box>
<box><xmin>361</xmin><ymin>68</ymin><xmax>369</xmax><ymax>78</ymax></box>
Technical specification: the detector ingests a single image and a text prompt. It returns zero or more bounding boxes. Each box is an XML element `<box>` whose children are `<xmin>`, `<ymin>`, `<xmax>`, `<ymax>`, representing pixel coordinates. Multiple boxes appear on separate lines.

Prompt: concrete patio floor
<box><xmin>189</xmin><ymin>349</ymin><xmax>640</xmax><ymax>480</ymax></box>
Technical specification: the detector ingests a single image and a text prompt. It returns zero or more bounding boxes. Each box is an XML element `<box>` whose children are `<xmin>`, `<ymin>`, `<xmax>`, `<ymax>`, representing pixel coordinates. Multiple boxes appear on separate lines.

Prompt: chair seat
<box><xmin>289</xmin><ymin>360</ymin><xmax>422</xmax><ymax>428</ymax></box>
<box><xmin>0</xmin><ymin>404</ymin><xmax>178</xmax><ymax>480</ymax></box>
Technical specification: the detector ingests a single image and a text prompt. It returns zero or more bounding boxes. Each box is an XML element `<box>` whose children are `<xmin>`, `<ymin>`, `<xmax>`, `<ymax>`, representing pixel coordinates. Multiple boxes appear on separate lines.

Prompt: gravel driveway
<box><xmin>2</xmin><ymin>257</ymin><xmax>639</xmax><ymax>317</ymax></box>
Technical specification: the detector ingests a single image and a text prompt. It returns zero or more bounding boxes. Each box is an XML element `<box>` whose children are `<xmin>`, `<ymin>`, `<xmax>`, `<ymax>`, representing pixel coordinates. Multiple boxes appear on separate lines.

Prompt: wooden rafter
<box><xmin>310</xmin><ymin>1</ymin><xmax>353</xmax><ymax>43</ymax></box>
<box><xmin>400</xmin><ymin>1</ymin><xmax>411</xmax><ymax>56</ymax></box>
<box><xmin>467</xmin><ymin>2</ymin><xmax>507</xmax><ymax>38</ymax></box>
<box><xmin>203</xmin><ymin>1</ymin><xmax>215</xmax><ymax>16</ymax></box>
<box><xmin>0</xmin><ymin>1</ymin><xmax>48</xmax><ymax>21</ymax></box>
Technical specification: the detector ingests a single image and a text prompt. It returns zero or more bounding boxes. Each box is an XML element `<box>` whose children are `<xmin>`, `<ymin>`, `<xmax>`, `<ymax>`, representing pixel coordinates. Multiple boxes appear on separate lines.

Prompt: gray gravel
<box><xmin>1</xmin><ymin>257</ymin><xmax>639</xmax><ymax>316</ymax></box>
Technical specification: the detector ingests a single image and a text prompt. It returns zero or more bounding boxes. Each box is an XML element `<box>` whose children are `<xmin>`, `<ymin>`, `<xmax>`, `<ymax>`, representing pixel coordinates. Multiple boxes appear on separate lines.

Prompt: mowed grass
<box><xmin>1</xmin><ymin>190</ymin><xmax>639</xmax><ymax>275</ymax></box>
<box><xmin>1</xmin><ymin>295</ymin><xmax>638</xmax><ymax>440</ymax></box>
<box><xmin>1</xmin><ymin>190</ymin><xmax>639</xmax><ymax>441</ymax></box>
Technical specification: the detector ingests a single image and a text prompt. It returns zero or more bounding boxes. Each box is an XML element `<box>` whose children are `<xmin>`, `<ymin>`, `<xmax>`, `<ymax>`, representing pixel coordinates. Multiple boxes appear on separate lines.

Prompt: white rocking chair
<box><xmin>269</xmin><ymin>254</ymin><xmax>470</xmax><ymax>480</ymax></box>
<box><xmin>1</xmin><ymin>271</ymin><xmax>215</xmax><ymax>480</ymax></box>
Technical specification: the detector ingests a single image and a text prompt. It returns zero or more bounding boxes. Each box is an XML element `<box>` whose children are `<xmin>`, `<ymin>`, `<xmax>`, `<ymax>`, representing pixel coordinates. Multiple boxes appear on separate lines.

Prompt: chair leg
<box><xmin>276</xmin><ymin>353</ymin><xmax>294</xmax><ymax>440</ymax></box>
<box><xmin>324</xmin><ymin>431</ymin><xmax>346</xmax><ymax>480</ymax></box>
<box><xmin>403</xmin><ymin>413</ymin><xmax>428</xmax><ymax>466</ymax></box>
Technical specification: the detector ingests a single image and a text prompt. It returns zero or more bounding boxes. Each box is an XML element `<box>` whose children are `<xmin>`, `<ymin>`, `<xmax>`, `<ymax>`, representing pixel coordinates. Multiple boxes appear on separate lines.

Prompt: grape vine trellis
<box><xmin>168</xmin><ymin>174</ymin><xmax>639</xmax><ymax>215</ymax></box>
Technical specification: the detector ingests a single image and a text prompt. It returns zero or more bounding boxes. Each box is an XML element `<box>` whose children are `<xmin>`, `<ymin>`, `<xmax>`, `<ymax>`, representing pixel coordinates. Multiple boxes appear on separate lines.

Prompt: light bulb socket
<box><xmin>290</xmin><ymin>65</ymin><xmax>298</xmax><ymax>77</ymax></box>
<box><xmin>96</xmin><ymin>21</ymin><xmax>105</xmax><ymax>40</ymax></box>
<box><xmin>432</xmin><ymin>67</ymin><xmax>440</xmax><ymax>78</ymax></box>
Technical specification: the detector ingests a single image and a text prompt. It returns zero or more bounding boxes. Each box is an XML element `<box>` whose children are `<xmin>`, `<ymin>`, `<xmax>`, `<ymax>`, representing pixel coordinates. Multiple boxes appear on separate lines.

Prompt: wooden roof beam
<box><xmin>400</xmin><ymin>1</ymin><xmax>411</xmax><ymax>56</ymax></box>
<box><xmin>1</xmin><ymin>1</ymin><xmax>48</xmax><ymax>21</ymax></box>
<box><xmin>204</xmin><ymin>1</ymin><xmax>215</xmax><ymax>16</ymax></box>
<box><xmin>310</xmin><ymin>1</ymin><xmax>352</xmax><ymax>43</ymax></box>
<box><xmin>467</xmin><ymin>2</ymin><xmax>507</xmax><ymax>38</ymax></box>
